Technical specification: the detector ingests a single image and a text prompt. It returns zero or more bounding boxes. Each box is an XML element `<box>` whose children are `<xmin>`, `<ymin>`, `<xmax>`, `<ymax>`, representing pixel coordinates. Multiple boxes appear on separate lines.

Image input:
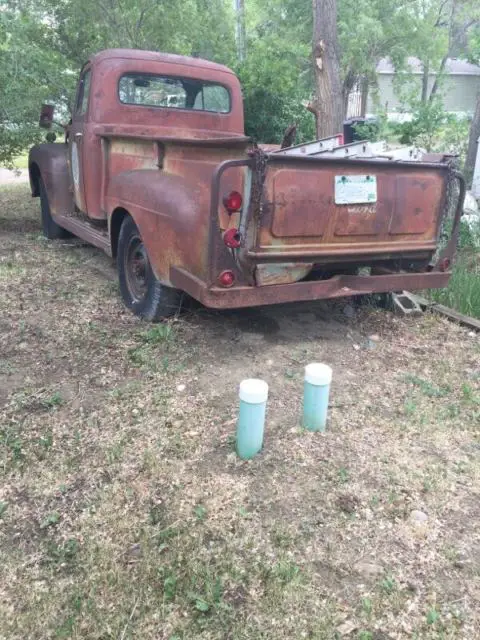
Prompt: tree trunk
<box><xmin>421</xmin><ymin>61</ymin><xmax>429</xmax><ymax>103</ymax></box>
<box><xmin>311</xmin><ymin>0</ymin><xmax>343</xmax><ymax>138</ymax></box>
<box><xmin>429</xmin><ymin>54</ymin><xmax>448</xmax><ymax>103</ymax></box>
<box><xmin>234</xmin><ymin>0</ymin><xmax>246</xmax><ymax>62</ymax></box>
<box><xmin>360</xmin><ymin>76</ymin><xmax>369</xmax><ymax>117</ymax></box>
<box><xmin>465</xmin><ymin>93</ymin><xmax>480</xmax><ymax>187</ymax></box>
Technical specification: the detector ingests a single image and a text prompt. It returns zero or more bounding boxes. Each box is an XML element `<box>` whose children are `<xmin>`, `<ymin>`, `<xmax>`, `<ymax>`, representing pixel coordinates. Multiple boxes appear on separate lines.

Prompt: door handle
<box><xmin>74</xmin><ymin>132</ymin><xmax>83</xmax><ymax>139</ymax></box>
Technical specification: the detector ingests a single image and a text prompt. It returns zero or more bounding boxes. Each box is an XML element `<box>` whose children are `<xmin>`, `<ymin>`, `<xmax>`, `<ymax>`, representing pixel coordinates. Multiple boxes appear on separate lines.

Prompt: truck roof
<box><xmin>88</xmin><ymin>49</ymin><xmax>236</xmax><ymax>76</ymax></box>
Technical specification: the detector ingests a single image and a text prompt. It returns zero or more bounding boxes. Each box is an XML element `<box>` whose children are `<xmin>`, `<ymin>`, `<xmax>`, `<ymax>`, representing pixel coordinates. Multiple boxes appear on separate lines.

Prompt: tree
<box><xmin>234</xmin><ymin>0</ymin><xmax>246</xmax><ymax>61</ymax></box>
<box><xmin>0</xmin><ymin>7</ymin><xmax>72</xmax><ymax>166</ymax></box>
<box><xmin>465</xmin><ymin>25</ymin><xmax>480</xmax><ymax>182</ymax></box>
<box><xmin>465</xmin><ymin>95</ymin><xmax>480</xmax><ymax>182</ymax></box>
<box><xmin>310</xmin><ymin>0</ymin><xmax>343</xmax><ymax>136</ymax></box>
<box><xmin>0</xmin><ymin>0</ymin><xmax>236</xmax><ymax>165</ymax></box>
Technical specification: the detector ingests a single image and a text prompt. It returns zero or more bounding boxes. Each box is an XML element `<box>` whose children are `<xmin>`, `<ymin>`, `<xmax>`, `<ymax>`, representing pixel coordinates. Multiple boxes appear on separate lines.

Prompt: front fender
<box><xmin>29</xmin><ymin>144</ymin><xmax>73</xmax><ymax>216</ymax></box>
<box><xmin>106</xmin><ymin>170</ymin><xmax>209</xmax><ymax>285</ymax></box>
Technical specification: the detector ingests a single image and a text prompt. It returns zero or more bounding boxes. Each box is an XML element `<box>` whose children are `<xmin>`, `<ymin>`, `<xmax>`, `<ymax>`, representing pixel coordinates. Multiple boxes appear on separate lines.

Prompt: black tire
<box><xmin>39</xmin><ymin>176</ymin><xmax>69</xmax><ymax>239</ymax></box>
<box><xmin>117</xmin><ymin>216</ymin><xmax>182</xmax><ymax>321</ymax></box>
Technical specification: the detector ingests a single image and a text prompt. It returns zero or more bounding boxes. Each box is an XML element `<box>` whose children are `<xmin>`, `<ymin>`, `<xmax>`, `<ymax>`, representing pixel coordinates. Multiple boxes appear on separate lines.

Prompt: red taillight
<box><xmin>337</xmin><ymin>133</ymin><xmax>344</xmax><ymax>146</ymax></box>
<box><xmin>223</xmin><ymin>228</ymin><xmax>242</xmax><ymax>249</ymax></box>
<box><xmin>438</xmin><ymin>257</ymin><xmax>451</xmax><ymax>272</ymax></box>
<box><xmin>218</xmin><ymin>270</ymin><xmax>235</xmax><ymax>287</ymax></box>
<box><xmin>223</xmin><ymin>190</ymin><xmax>243</xmax><ymax>213</ymax></box>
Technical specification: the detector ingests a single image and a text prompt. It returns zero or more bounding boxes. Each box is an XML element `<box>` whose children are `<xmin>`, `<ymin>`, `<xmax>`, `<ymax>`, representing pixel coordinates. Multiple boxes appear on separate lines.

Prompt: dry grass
<box><xmin>1</xmin><ymin>184</ymin><xmax>479</xmax><ymax>640</ymax></box>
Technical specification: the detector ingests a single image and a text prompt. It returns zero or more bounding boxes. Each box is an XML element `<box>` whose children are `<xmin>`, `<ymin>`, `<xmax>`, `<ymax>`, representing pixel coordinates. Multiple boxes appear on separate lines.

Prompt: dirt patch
<box><xmin>0</xmin><ymin>168</ymin><xmax>29</xmax><ymax>186</ymax></box>
<box><xmin>1</xmin><ymin>185</ymin><xmax>479</xmax><ymax>639</ymax></box>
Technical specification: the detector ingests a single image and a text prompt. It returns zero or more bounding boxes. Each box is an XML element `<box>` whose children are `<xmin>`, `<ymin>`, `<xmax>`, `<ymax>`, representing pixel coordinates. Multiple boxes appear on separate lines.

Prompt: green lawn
<box><xmin>1</xmin><ymin>152</ymin><xmax>29</xmax><ymax>170</ymax></box>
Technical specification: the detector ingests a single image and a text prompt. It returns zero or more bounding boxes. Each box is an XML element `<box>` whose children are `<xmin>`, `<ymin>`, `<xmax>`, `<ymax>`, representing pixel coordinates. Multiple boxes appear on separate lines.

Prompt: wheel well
<box><xmin>110</xmin><ymin>207</ymin><xmax>130</xmax><ymax>258</ymax></box>
<box><xmin>29</xmin><ymin>162</ymin><xmax>41</xmax><ymax>196</ymax></box>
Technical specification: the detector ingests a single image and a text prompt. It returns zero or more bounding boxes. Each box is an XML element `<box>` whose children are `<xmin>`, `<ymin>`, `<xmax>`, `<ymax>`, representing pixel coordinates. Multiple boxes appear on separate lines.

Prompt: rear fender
<box><xmin>106</xmin><ymin>170</ymin><xmax>211</xmax><ymax>286</ymax></box>
<box><xmin>28</xmin><ymin>144</ymin><xmax>73</xmax><ymax>216</ymax></box>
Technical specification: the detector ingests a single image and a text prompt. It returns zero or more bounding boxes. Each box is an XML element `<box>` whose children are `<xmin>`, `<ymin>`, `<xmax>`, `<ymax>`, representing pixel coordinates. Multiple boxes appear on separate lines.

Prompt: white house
<box><xmin>366</xmin><ymin>57</ymin><xmax>480</xmax><ymax>118</ymax></box>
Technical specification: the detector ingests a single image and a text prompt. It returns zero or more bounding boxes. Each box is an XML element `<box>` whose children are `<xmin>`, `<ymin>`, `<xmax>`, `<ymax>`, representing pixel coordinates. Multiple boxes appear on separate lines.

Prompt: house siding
<box><xmin>367</xmin><ymin>74</ymin><xmax>480</xmax><ymax>116</ymax></box>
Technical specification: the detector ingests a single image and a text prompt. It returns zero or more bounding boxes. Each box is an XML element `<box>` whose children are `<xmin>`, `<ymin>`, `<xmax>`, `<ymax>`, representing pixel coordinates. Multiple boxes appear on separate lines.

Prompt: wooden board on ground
<box><xmin>410</xmin><ymin>293</ymin><xmax>480</xmax><ymax>332</ymax></box>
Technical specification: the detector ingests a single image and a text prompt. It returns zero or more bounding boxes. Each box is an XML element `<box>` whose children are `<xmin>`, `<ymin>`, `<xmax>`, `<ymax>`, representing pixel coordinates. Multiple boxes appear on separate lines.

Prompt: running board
<box><xmin>53</xmin><ymin>214</ymin><xmax>111</xmax><ymax>256</ymax></box>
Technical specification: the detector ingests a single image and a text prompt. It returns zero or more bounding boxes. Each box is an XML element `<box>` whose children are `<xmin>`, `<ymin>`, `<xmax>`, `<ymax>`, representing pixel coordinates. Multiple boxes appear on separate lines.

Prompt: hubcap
<box><xmin>125</xmin><ymin>234</ymin><xmax>149</xmax><ymax>302</ymax></box>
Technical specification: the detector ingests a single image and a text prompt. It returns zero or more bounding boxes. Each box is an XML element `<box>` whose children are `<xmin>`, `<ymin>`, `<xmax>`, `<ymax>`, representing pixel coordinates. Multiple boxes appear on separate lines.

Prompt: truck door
<box><xmin>69</xmin><ymin>66</ymin><xmax>91</xmax><ymax>213</ymax></box>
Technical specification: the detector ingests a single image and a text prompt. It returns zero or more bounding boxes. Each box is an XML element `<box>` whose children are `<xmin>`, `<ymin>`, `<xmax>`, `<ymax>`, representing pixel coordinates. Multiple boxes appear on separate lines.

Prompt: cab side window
<box><xmin>76</xmin><ymin>69</ymin><xmax>91</xmax><ymax>116</ymax></box>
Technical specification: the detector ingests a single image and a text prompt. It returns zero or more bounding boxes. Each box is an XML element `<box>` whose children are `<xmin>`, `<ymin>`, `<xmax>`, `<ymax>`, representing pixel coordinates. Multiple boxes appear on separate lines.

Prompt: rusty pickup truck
<box><xmin>29</xmin><ymin>48</ymin><xmax>465</xmax><ymax>321</ymax></box>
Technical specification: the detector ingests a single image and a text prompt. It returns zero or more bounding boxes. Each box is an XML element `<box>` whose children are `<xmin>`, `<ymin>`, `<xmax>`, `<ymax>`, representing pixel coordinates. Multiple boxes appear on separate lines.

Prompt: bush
<box><xmin>241</xmin><ymin>86</ymin><xmax>316</xmax><ymax>144</ymax></box>
<box><xmin>435</xmin><ymin>114</ymin><xmax>470</xmax><ymax>163</ymax></box>
<box><xmin>352</xmin><ymin>109</ymin><xmax>397</xmax><ymax>143</ymax></box>
<box><xmin>235</xmin><ymin>38</ymin><xmax>315</xmax><ymax>145</ymax></box>
<box><xmin>393</xmin><ymin>97</ymin><xmax>446</xmax><ymax>151</ymax></box>
<box><xmin>391</xmin><ymin>97</ymin><xmax>470</xmax><ymax>161</ymax></box>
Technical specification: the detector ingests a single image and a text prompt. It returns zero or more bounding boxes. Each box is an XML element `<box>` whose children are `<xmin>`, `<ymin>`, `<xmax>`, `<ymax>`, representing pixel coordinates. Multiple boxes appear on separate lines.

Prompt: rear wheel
<box><xmin>117</xmin><ymin>216</ymin><xmax>182</xmax><ymax>321</ymax></box>
<box><xmin>39</xmin><ymin>176</ymin><xmax>69</xmax><ymax>239</ymax></box>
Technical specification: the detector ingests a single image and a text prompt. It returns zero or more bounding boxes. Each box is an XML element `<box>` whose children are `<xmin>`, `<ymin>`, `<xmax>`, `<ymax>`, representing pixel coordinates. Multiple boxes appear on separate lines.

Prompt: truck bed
<box><xmin>198</xmin><ymin>142</ymin><xmax>464</xmax><ymax>301</ymax></box>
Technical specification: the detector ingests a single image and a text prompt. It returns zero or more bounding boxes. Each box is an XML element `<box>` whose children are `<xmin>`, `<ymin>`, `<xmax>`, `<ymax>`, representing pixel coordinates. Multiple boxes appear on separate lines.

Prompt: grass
<box><xmin>1</xmin><ymin>152</ymin><xmax>29</xmax><ymax>170</ymax></box>
<box><xmin>0</xmin><ymin>184</ymin><xmax>479</xmax><ymax>639</ymax></box>
<box><xmin>429</xmin><ymin>219</ymin><xmax>480</xmax><ymax>319</ymax></box>
<box><xmin>430</xmin><ymin>253</ymin><xmax>480</xmax><ymax>318</ymax></box>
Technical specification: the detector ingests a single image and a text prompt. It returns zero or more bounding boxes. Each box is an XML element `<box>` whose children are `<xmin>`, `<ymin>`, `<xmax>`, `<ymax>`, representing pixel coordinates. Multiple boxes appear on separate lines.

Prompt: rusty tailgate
<box><xmin>251</xmin><ymin>154</ymin><xmax>450</xmax><ymax>262</ymax></box>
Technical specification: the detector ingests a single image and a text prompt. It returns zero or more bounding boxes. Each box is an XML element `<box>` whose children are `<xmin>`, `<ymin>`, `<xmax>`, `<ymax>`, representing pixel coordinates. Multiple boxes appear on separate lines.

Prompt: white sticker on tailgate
<box><xmin>335</xmin><ymin>175</ymin><xmax>377</xmax><ymax>205</ymax></box>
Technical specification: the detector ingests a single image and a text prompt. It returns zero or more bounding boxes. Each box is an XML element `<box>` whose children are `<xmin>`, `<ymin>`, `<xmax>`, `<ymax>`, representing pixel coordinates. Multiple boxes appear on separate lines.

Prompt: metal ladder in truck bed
<box><xmin>273</xmin><ymin>135</ymin><xmax>425</xmax><ymax>162</ymax></box>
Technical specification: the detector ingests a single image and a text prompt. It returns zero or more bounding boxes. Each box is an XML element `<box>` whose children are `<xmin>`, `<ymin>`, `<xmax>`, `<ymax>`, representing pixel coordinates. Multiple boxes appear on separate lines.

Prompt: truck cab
<box><xmin>29</xmin><ymin>49</ymin><xmax>465</xmax><ymax>321</ymax></box>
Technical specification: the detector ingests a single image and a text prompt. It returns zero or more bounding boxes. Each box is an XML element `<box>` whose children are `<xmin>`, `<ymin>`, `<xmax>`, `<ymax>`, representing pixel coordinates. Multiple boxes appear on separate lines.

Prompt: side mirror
<box><xmin>39</xmin><ymin>104</ymin><xmax>54</xmax><ymax>129</ymax></box>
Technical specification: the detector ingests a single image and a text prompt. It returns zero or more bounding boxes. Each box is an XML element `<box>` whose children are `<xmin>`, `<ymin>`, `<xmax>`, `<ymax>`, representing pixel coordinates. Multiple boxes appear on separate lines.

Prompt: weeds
<box><xmin>426</xmin><ymin>608</ymin><xmax>440</xmax><ymax>625</ymax></box>
<box><xmin>271</xmin><ymin>560</ymin><xmax>302</xmax><ymax>586</ymax></box>
<box><xmin>380</xmin><ymin>576</ymin><xmax>396</xmax><ymax>594</ymax></box>
<box><xmin>40</xmin><ymin>512</ymin><xmax>61</xmax><ymax>529</ymax></box>
<box><xmin>403</xmin><ymin>373</ymin><xmax>450</xmax><ymax>398</ymax></box>
<box><xmin>194</xmin><ymin>504</ymin><xmax>207</xmax><ymax>521</ymax></box>
<box><xmin>139</xmin><ymin>323</ymin><xmax>176</xmax><ymax>345</ymax></box>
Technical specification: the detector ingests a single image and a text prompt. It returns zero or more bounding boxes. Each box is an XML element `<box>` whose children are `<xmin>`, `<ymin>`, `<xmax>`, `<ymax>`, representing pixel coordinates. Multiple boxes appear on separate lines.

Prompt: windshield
<box><xmin>118</xmin><ymin>73</ymin><xmax>231</xmax><ymax>113</ymax></box>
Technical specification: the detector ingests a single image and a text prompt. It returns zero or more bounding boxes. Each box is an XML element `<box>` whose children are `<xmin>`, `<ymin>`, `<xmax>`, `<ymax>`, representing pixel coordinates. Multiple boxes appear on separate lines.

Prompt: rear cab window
<box><xmin>118</xmin><ymin>73</ymin><xmax>231</xmax><ymax>113</ymax></box>
<box><xmin>76</xmin><ymin>69</ymin><xmax>91</xmax><ymax>116</ymax></box>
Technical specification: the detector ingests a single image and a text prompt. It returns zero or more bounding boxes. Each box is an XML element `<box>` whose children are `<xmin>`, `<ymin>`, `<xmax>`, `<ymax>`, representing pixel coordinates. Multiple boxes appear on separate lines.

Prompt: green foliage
<box><xmin>194</xmin><ymin>504</ymin><xmax>207</xmax><ymax>521</ymax></box>
<box><xmin>459</xmin><ymin>218</ymin><xmax>480</xmax><ymax>252</ymax></box>
<box><xmin>403</xmin><ymin>374</ymin><xmax>450</xmax><ymax>398</ymax></box>
<box><xmin>236</xmin><ymin>35</ymin><xmax>315</xmax><ymax>144</ymax></box>
<box><xmin>394</xmin><ymin>96</ymin><xmax>446</xmax><ymax>151</ymax></box>
<box><xmin>361</xmin><ymin>597</ymin><xmax>373</xmax><ymax>615</ymax></box>
<box><xmin>436</xmin><ymin>115</ymin><xmax>471</xmax><ymax>161</ymax></box>
<box><xmin>40</xmin><ymin>511</ymin><xmax>61</xmax><ymax>529</ymax></box>
<box><xmin>469</xmin><ymin>25</ymin><xmax>480</xmax><ymax>64</ymax></box>
<box><xmin>352</xmin><ymin>109</ymin><xmax>397</xmax><ymax>142</ymax></box>
<box><xmin>0</xmin><ymin>7</ymin><xmax>74</xmax><ymax>166</ymax></box>
<box><xmin>1</xmin><ymin>0</ymin><xmax>479</xmax><ymax>157</ymax></box>
<box><xmin>429</xmin><ymin>254</ymin><xmax>480</xmax><ymax>319</ymax></box>
<box><xmin>426</xmin><ymin>608</ymin><xmax>440</xmax><ymax>625</ymax></box>
<box><xmin>163</xmin><ymin>575</ymin><xmax>178</xmax><ymax>602</ymax></box>
<box><xmin>380</xmin><ymin>576</ymin><xmax>396</xmax><ymax>594</ymax></box>
<box><xmin>0</xmin><ymin>0</ymin><xmax>236</xmax><ymax>166</ymax></box>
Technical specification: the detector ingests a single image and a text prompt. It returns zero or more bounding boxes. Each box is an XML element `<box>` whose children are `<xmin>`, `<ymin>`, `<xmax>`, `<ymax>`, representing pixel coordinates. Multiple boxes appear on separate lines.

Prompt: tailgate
<box><xmin>250</xmin><ymin>154</ymin><xmax>450</xmax><ymax>263</ymax></box>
